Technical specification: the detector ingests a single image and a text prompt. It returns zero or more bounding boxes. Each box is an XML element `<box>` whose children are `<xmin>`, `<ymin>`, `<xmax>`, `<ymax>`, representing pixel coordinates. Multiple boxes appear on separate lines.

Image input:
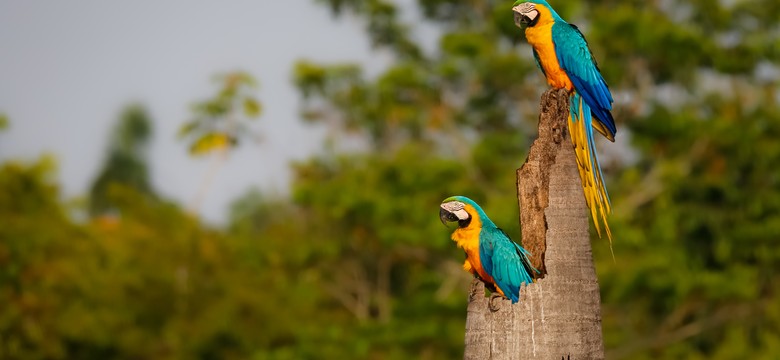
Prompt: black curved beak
<box><xmin>521</xmin><ymin>14</ymin><xmax>533</xmax><ymax>26</ymax></box>
<box><xmin>440</xmin><ymin>208</ymin><xmax>459</xmax><ymax>225</ymax></box>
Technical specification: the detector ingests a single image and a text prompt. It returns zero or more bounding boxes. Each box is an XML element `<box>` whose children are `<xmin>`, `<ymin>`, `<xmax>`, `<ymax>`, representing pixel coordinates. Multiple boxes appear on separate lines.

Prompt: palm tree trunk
<box><xmin>463</xmin><ymin>89</ymin><xmax>604</xmax><ymax>359</ymax></box>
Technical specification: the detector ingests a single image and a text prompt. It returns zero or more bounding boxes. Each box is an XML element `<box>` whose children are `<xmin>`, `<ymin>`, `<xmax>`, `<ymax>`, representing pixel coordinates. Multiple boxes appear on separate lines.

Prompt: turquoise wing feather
<box><xmin>479</xmin><ymin>226</ymin><xmax>536</xmax><ymax>303</ymax></box>
<box><xmin>552</xmin><ymin>22</ymin><xmax>616</xmax><ymax>138</ymax></box>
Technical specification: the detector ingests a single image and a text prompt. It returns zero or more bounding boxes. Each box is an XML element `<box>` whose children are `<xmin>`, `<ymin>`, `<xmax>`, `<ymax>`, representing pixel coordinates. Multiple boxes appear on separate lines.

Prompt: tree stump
<box><xmin>463</xmin><ymin>89</ymin><xmax>605</xmax><ymax>359</ymax></box>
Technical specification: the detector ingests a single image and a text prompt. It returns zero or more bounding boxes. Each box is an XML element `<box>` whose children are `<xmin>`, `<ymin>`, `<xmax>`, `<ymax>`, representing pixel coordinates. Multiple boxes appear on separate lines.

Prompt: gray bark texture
<box><xmin>463</xmin><ymin>89</ymin><xmax>605</xmax><ymax>359</ymax></box>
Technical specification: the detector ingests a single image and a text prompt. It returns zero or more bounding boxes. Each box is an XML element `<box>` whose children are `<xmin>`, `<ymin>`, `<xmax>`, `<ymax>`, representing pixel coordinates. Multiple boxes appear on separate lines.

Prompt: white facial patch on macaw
<box><xmin>441</xmin><ymin>201</ymin><xmax>470</xmax><ymax>220</ymax></box>
<box><xmin>512</xmin><ymin>3</ymin><xmax>539</xmax><ymax>27</ymax></box>
<box><xmin>513</xmin><ymin>2</ymin><xmax>536</xmax><ymax>16</ymax></box>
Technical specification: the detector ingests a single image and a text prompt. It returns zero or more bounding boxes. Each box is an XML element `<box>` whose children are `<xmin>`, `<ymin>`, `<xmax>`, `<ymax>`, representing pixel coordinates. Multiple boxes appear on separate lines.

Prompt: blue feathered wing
<box><xmin>479</xmin><ymin>227</ymin><xmax>536</xmax><ymax>303</ymax></box>
<box><xmin>552</xmin><ymin>22</ymin><xmax>616</xmax><ymax>140</ymax></box>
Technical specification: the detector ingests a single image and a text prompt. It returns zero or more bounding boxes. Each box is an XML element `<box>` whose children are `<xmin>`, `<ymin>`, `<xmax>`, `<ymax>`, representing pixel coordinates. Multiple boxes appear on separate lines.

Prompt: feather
<box><xmin>480</xmin><ymin>226</ymin><xmax>536</xmax><ymax>303</ymax></box>
<box><xmin>552</xmin><ymin>21</ymin><xmax>616</xmax><ymax>139</ymax></box>
<box><xmin>569</xmin><ymin>93</ymin><xmax>613</xmax><ymax>245</ymax></box>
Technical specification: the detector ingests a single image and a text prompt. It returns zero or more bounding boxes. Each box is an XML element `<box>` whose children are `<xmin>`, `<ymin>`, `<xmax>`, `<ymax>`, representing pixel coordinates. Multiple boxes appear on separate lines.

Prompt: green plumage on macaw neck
<box><xmin>440</xmin><ymin>196</ymin><xmax>537</xmax><ymax>303</ymax></box>
<box><xmin>513</xmin><ymin>0</ymin><xmax>617</xmax><ymax>244</ymax></box>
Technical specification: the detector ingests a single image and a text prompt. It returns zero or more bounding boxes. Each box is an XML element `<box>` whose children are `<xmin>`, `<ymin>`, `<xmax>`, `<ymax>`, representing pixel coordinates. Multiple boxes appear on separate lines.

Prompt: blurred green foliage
<box><xmin>181</xmin><ymin>72</ymin><xmax>264</xmax><ymax>212</ymax></box>
<box><xmin>179</xmin><ymin>71</ymin><xmax>262</xmax><ymax>156</ymax></box>
<box><xmin>1</xmin><ymin>0</ymin><xmax>780</xmax><ymax>359</ymax></box>
<box><xmin>0</xmin><ymin>113</ymin><xmax>8</xmax><ymax>131</ymax></box>
<box><xmin>89</xmin><ymin>104</ymin><xmax>156</xmax><ymax>216</ymax></box>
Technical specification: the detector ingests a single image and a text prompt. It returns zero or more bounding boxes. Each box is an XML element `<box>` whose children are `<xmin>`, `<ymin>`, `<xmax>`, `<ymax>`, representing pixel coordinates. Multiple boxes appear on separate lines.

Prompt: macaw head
<box><xmin>512</xmin><ymin>0</ymin><xmax>562</xmax><ymax>29</ymax></box>
<box><xmin>439</xmin><ymin>196</ymin><xmax>492</xmax><ymax>229</ymax></box>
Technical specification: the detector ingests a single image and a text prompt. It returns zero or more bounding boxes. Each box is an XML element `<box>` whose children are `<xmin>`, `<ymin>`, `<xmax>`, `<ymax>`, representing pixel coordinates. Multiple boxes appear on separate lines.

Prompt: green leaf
<box><xmin>243</xmin><ymin>98</ymin><xmax>262</xmax><ymax>118</ymax></box>
<box><xmin>177</xmin><ymin>119</ymin><xmax>200</xmax><ymax>138</ymax></box>
<box><xmin>188</xmin><ymin>132</ymin><xmax>232</xmax><ymax>155</ymax></box>
<box><xmin>197</xmin><ymin>99</ymin><xmax>229</xmax><ymax>117</ymax></box>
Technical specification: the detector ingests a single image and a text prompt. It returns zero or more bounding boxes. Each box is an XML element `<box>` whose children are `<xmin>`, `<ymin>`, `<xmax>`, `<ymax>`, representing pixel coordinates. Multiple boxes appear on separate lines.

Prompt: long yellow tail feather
<box><xmin>567</xmin><ymin>95</ymin><xmax>613</xmax><ymax>256</ymax></box>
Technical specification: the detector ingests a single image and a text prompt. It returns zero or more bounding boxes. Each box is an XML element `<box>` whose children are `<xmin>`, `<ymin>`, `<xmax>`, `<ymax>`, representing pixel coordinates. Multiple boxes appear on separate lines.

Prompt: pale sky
<box><xmin>0</xmin><ymin>1</ymin><xmax>394</xmax><ymax>223</ymax></box>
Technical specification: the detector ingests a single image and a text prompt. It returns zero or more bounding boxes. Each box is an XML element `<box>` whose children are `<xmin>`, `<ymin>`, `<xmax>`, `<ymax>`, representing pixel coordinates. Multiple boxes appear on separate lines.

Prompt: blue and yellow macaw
<box><xmin>440</xmin><ymin>196</ymin><xmax>537</xmax><ymax>303</ymax></box>
<box><xmin>512</xmin><ymin>1</ymin><xmax>616</xmax><ymax>242</ymax></box>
